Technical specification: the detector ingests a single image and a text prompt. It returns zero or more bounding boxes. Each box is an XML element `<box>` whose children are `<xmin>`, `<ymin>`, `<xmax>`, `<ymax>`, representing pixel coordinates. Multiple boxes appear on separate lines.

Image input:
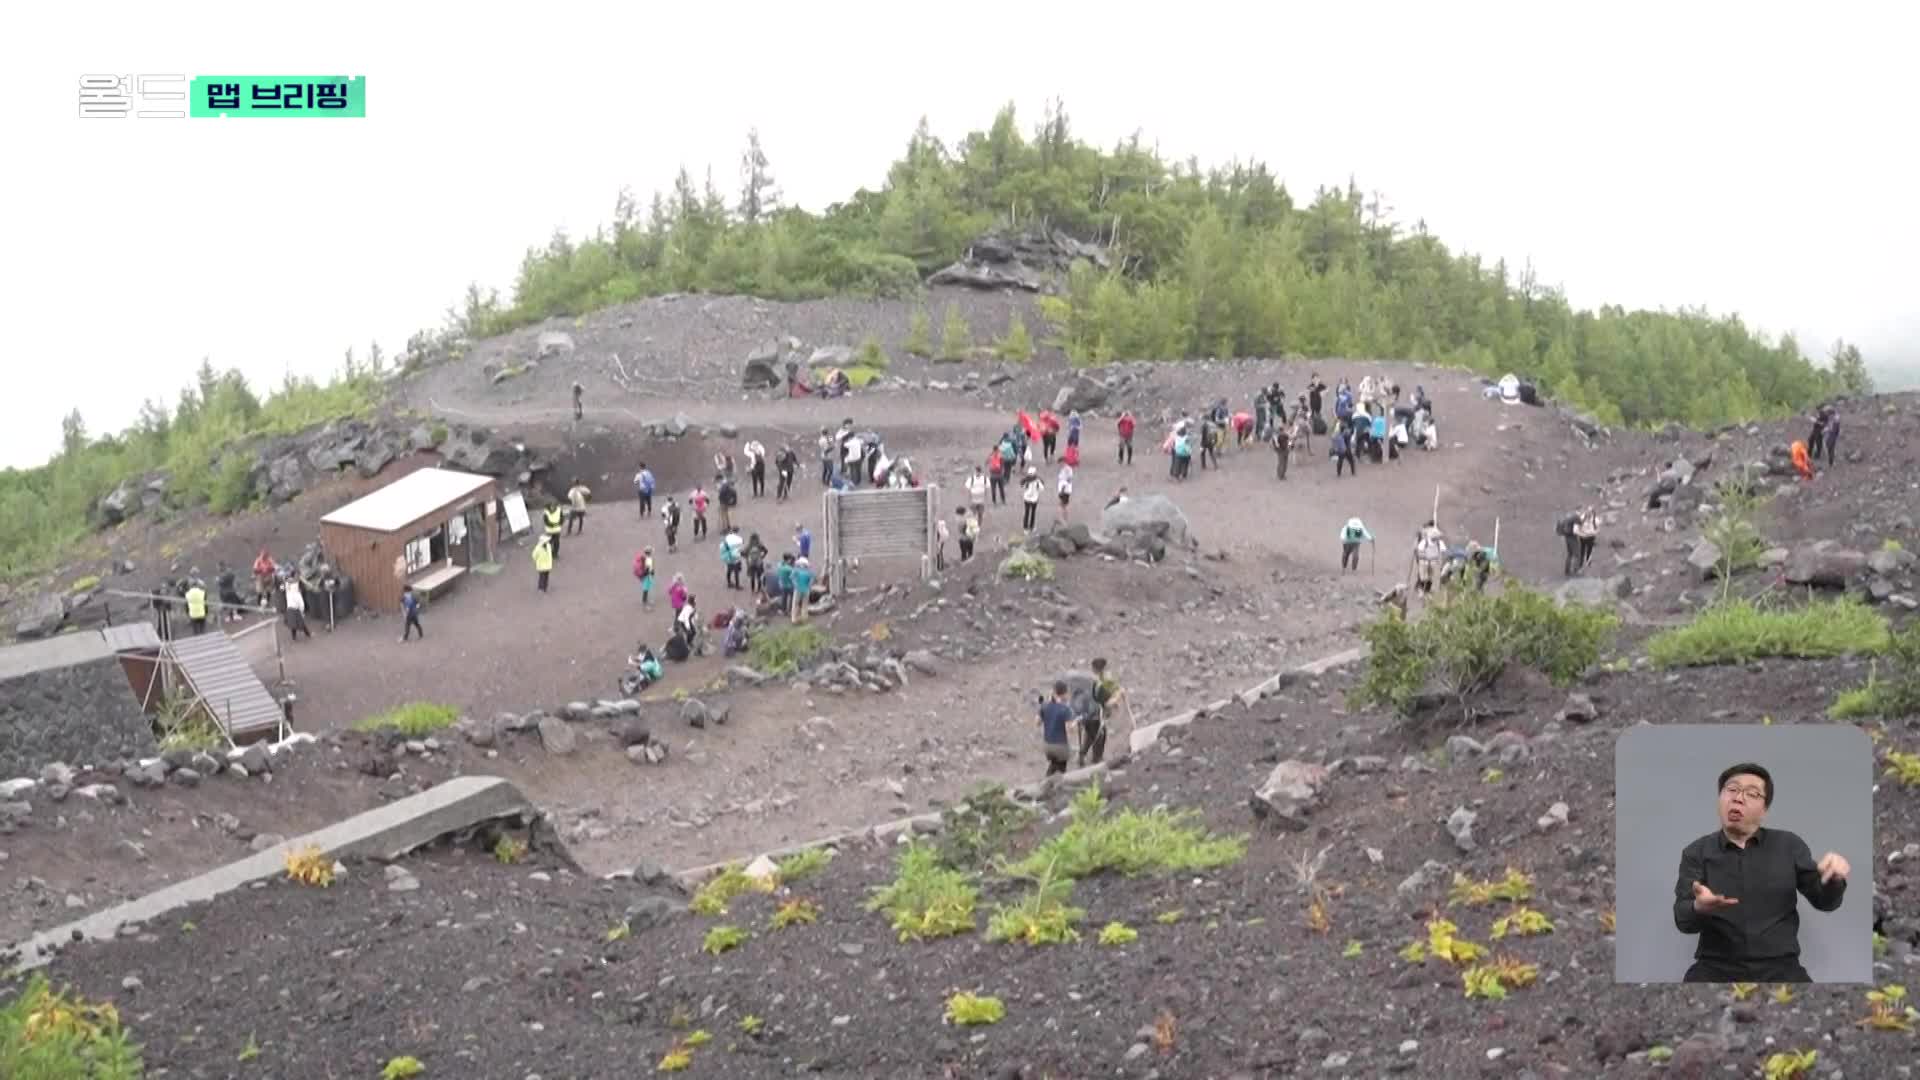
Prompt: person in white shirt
<box><xmin>843</xmin><ymin>434</ymin><xmax>865</xmax><ymax>486</ymax></box>
<box><xmin>282</xmin><ymin>577</ymin><xmax>311</xmax><ymax>640</ymax></box>
<box><xmin>934</xmin><ymin>516</ymin><xmax>950</xmax><ymax>571</ymax></box>
<box><xmin>1056</xmin><ymin>463</ymin><xmax>1075</xmax><ymax>521</ymax></box>
<box><xmin>966</xmin><ymin>466</ymin><xmax>989</xmax><ymax>524</ymax></box>
<box><xmin>1021</xmin><ymin>466</ymin><xmax>1044</xmax><ymax>531</ymax></box>
<box><xmin>743</xmin><ymin>439</ymin><xmax>768</xmax><ymax>498</ymax></box>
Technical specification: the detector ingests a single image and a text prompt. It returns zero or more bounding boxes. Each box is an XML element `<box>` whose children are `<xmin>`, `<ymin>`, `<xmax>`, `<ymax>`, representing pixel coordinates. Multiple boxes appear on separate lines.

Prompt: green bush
<box><xmin>1827</xmin><ymin>624</ymin><xmax>1920</xmax><ymax>719</ymax></box>
<box><xmin>352</xmin><ymin>701</ymin><xmax>460</xmax><ymax>736</ymax></box>
<box><xmin>998</xmin><ymin>549</ymin><xmax>1054</xmax><ymax>581</ymax></box>
<box><xmin>207</xmin><ymin>452</ymin><xmax>256</xmax><ymax>514</ymax></box>
<box><xmin>856</xmin><ymin>335</ymin><xmax>891</xmax><ymax>370</ymax></box>
<box><xmin>1648</xmin><ymin>599</ymin><xmax>1891</xmax><ymax>668</ymax></box>
<box><xmin>1000</xmin><ymin>784</ymin><xmax>1246</xmax><ymax>881</ymax></box>
<box><xmin>1355</xmin><ymin>581</ymin><xmax>1618</xmax><ymax>716</ymax></box>
<box><xmin>996</xmin><ymin>312</ymin><xmax>1034</xmax><ymax>362</ymax></box>
<box><xmin>938</xmin><ymin>303</ymin><xmax>971</xmax><ymax>363</ymax></box>
<box><xmin>747</xmin><ymin>624</ymin><xmax>828</xmax><ymax>676</ymax></box>
<box><xmin>0</xmin><ymin>973</ymin><xmax>144</xmax><ymax>1078</ymax></box>
<box><xmin>865</xmin><ymin>843</ymin><xmax>979</xmax><ymax>942</ymax></box>
<box><xmin>903</xmin><ymin>308</ymin><xmax>933</xmax><ymax>357</ymax></box>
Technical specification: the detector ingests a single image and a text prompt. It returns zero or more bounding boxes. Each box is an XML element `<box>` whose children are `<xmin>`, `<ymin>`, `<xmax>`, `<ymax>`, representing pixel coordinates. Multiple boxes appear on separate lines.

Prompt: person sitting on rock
<box><xmin>624</xmin><ymin>646</ymin><xmax>665</xmax><ymax>693</ymax></box>
<box><xmin>1791</xmin><ymin>439</ymin><xmax>1814</xmax><ymax>482</ymax></box>
<box><xmin>723</xmin><ymin>610</ymin><xmax>750</xmax><ymax>657</ymax></box>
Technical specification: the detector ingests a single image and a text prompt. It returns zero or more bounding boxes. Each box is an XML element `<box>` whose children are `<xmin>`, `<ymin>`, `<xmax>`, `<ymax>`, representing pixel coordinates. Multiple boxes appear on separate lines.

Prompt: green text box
<box><xmin>190</xmin><ymin>76</ymin><xmax>365</xmax><ymax>117</ymax></box>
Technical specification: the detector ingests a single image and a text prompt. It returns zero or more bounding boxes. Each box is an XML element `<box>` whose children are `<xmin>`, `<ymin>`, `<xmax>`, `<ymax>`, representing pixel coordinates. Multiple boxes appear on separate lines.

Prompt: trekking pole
<box><xmin>1370</xmin><ymin>539</ymin><xmax>1376</xmax><ymax>573</ymax></box>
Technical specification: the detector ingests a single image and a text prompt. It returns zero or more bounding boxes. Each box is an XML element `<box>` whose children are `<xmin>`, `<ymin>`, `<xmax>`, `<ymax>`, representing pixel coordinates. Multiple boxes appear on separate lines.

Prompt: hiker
<box><xmin>790</xmin><ymin>558</ymin><xmax>815</xmax><ymax>623</ymax></box>
<box><xmin>1039</xmin><ymin>679</ymin><xmax>1075</xmax><ymax>777</ymax></box>
<box><xmin>571</xmin><ymin>381</ymin><xmax>584</xmax><ymax>421</ymax></box>
<box><xmin>818</xmin><ymin>427</ymin><xmax>835</xmax><ymax>486</ymax></box>
<box><xmin>744</xmin><ymin>533</ymin><xmax>768</xmax><ymax>594</ymax></box>
<box><xmin>566</xmin><ymin>477</ymin><xmax>591</xmax><ymax>535</ymax></box>
<box><xmin>723</xmin><ymin>609</ymin><xmax>750</xmax><ymax>657</ymax></box>
<box><xmin>634</xmin><ymin>463</ymin><xmax>655</xmax><ymax>518</ymax></box>
<box><xmin>1066</xmin><ymin>411</ymin><xmax>1082</xmax><ymax>453</ymax></box>
<box><xmin>541</xmin><ymin>500</ymin><xmax>565</xmax><ymax>561</ymax></box>
<box><xmin>690</xmin><ymin>484</ymin><xmax>710</xmax><ymax>539</ymax></box>
<box><xmin>1233</xmin><ymin>409</ymin><xmax>1255</xmax><ymax>448</ymax></box>
<box><xmin>1307</xmin><ymin>374</ymin><xmax>1326</xmax><ymax>423</ymax></box>
<box><xmin>1808</xmin><ymin>410</ymin><xmax>1828</xmax><ymax>462</ymax></box>
<box><xmin>1254</xmin><ymin>392</ymin><xmax>1271</xmax><ymax>443</ymax></box>
<box><xmin>842</xmin><ymin>429</ymin><xmax>866</xmax><ymax>487</ymax></box>
<box><xmin>1083</xmin><ymin>657</ymin><xmax>1122</xmax><ymax>767</ymax></box>
<box><xmin>625</xmin><ymin>645</ymin><xmax>664</xmax><ymax>692</ymax></box>
<box><xmin>1340</xmin><ymin>518</ymin><xmax>1373</xmax><ymax>573</ymax></box>
<box><xmin>1575</xmin><ymin>507</ymin><xmax>1600</xmax><ymax>571</ymax></box>
<box><xmin>1198</xmin><ymin>414</ymin><xmax>1219</xmax><ymax>470</ymax></box>
<box><xmin>1039</xmin><ymin>409</ymin><xmax>1060</xmax><ymax>461</ymax></box>
<box><xmin>214</xmin><ymin>563</ymin><xmax>244</xmax><ymax>623</ymax></box>
<box><xmin>1791</xmin><ymin>439</ymin><xmax>1814</xmax><ymax>482</ymax></box>
<box><xmin>716</xmin><ymin>473</ymin><xmax>739</xmax><ymax>532</ymax></box>
<box><xmin>957</xmin><ymin>507</ymin><xmax>979</xmax><ymax>562</ymax></box>
<box><xmin>744</xmin><ymin>438</ymin><xmax>768</xmax><ymax>497</ymax></box>
<box><xmin>1821</xmin><ymin>408</ymin><xmax>1840</xmax><ymax>467</ymax></box>
<box><xmin>274</xmin><ymin>575</ymin><xmax>308</xmax><ymax>639</ymax></box>
<box><xmin>966</xmin><ymin>465</ymin><xmax>989</xmax><ymax>524</ymax></box>
<box><xmin>987</xmin><ymin>448</ymin><xmax>1007</xmax><ymax>505</ymax></box>
<box><xmin>1272</xmin><ymin>420</ymin><xmax>1292</xmax><ymax>480</ymax></box>
<box><xmin>714</xmin><ymin>450</ymin><xmax>736</xmax><ymax>482</ymax></box>
<box><xmin>668</xmin><ymin>572</ymin><xmax>689</xmax><ymax>614</ymax></box>
<box><xmin>1116</xmin><ymin>409</ymin><xmax>1136</xmax><ymax>465</ymax></box>
<box><xmin>795</xmin><ymin>522</ymin><xmax>813</xmax><ymax>561</ymax></box>
<box><xmin>185</xmin><ymin>578</ymin><xmax>208</xmax><ymax>635</ymax></box>
<box><xmin>251</xmin><ymin>549</ymin><xmax>277</xmax><ymax>607</ymax></box>
<box><xmin>767</xmin><ymin>554</ymin><xmax>795</xmax><ymax>611</ymax></box>
<box><xmin>533</xmin><ymin>535</ymin><xmax>554</xmax><ymax>592</ymax></box>
<box><xmin>774</xmin><ymin>445</ymin><xmax>798</xmax><ymax>501</ymax></box>
<box><xmin>1557</xmin><ymin>509</ymin><xmax>1585</xmax><ymax>576</ymax></box>
<box><xmin>1330</xmin><ymin>427</ymin><xmax>1357</xmax><ymax>477</ymax></box>
<box><xmin>1414</xmin><ymin>520</ymin><xmax>1447</xmax><ymax>595</ymax></box>
<box><xmin>1465</xmin><ymin>541</ymin><xmax>1493</xmax><ymax>591</ymax></box>
<box><xmin>400</xmin><ymin>583</ymin><xmax>424</xmax><ymax>640</ymax></box>
<box><xmin>1021</xmin><ymin>465</ymin><xmax>1044</xmax><ymax>531</ymax></box>
<box><xmin>1056</xmin><ymin>462</ymin><xmax>1074</xmax><ymax>521</ymax></box>
<box><xmin>675</xmin><ymin>593</ymin><xmax>701</xmax><ymax>650</ymax></box>
<box><xmin>1170</xmin><ymin>424</ymin><xmax>1193</xmax><ymax>479</ymax></box>
<box><xmin>662</xmin><ymin>496</ymin><xmax>682</xmax><ymax>552</ymax></box>
<box><xmin>633</xmin><ymin>547</ymin><xmax>657</xmax><ymax>608</ymax></box>
<box><xmin>934</xmin><ymin>514</ymin><xmax>950</xmax><ymax>571</ymax></box>
<box><xmin>720</xmin><ymin>528</ymin><xmax>745</xmax><ymax>590</ymax></box>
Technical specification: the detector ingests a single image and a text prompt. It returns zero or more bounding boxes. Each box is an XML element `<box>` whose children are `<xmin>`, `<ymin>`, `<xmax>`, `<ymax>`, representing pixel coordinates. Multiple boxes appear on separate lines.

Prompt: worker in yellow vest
<box><xmin>185</xmin><ymin>581</ymin><xmax>209</xmax><ymax>635</ymax></box>
<box><xmin>542</xmin><ymin>501</ymin><xmax>565</xmax><ymax>562</ymax></box>
<box><xmin>532</xmin><ymin>535</ymin><xmax>554</xmax><ymax>593</ymax></box>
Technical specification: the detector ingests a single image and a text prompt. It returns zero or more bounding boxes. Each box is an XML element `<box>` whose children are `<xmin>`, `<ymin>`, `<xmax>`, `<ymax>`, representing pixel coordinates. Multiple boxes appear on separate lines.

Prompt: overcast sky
<box><xmin>6</xmin><ymin>1</ymin><xmax>1914</xmax><ymax>470</ymax></box>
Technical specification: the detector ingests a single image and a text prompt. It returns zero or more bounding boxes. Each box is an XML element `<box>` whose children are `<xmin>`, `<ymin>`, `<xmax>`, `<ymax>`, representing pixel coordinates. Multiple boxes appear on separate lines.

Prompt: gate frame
<box><xmin>821</xmin><ymin>485</ymin><xmax>940</xmax><ymax>596</ymax></box>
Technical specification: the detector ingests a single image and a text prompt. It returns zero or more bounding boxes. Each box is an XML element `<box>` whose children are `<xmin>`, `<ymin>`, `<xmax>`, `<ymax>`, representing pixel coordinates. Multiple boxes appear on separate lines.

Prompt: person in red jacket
<box><xmin>1116</xmin><ymin>410</ymin><xmax>1136</xmax><ymax>466</ymax></box>
<box><xmin>1038</xmin><ymin>410</ymin><xmax>1061</xmax><ymax>461</ymax></box>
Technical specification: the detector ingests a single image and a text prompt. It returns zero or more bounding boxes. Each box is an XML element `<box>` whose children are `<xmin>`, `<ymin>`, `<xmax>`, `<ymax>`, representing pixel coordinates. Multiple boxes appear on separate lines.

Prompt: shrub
<box><xmin>986</xmin><ymin>862</ymin><xmax>1084</xmax><ymax>945</ymax></box>
<box><xmin>1647</xmin><ymin>598</ymin><xmax>1890</xmax><ymax>668</ymax></box>
<box><xmin>748</xmin><ymin>625</ymin><xmax>828</xmax><ymax>677</ymax></box>
<box><xmin>1097</xmin><ymin>921</ymin><xmax>1138</xmax><ymax>946</ymax></box>
<box><xmin>770</xmin><ymin>898</ymin><xmax>819</xmax><ymax>930</ymax></box>
<box><xmin>1449</xmin><ymin>868</ymin><xmax>1534</xmax><ymax>907</ymax></box>
<box><xmin>996</xmin><ymin>312</ymin><xmax>1034</xmax><ymax>362</ymax></box>
<box><xmin>68</xmin><ymin>574</ymin><xmax>100</xmax><ymax>594</ymax></box>
<box><xmin>382</xmin><ymin>1058</ymin><xmax>425</xmax><ymax>1080</ymax></box>
<box><xmin>1000</xmin><ymin>784</ymin><xmax>1246</xmax><ymax>882</ymax></box>
<box><xmin>998</xmin><ymin>548</ymin><xmax>1055</xmax><ymax>582</ymax></box>
<box><xmin>208</xmin><ymin>452</ymin><xmax>256</xmax><ymax>514</ymax></box>
<box><xmin>865</xmin><ymin>843</ymin><xmax>979</xmax><ymax>942</ymax></box>
<box><xmin>943</xmin><ymin>992</ymin><xmax>1006</xmax><ymax>1026</ymax></box>
<box><xmin>492</xmin><ymin>835</ymin><xmax>528</xmax><ymax>865</ymax></box>
<box><xmin>774</xmin><ymin>846</ymin><xmax>834</xmax><ymax>883</ymax></box>
<box><xmin>689</xmin><ymin>863</ymin><xmax>773</xmax><ymax>916</ymax></box>
<box><xmin>0</xmin><ymin>974</ymin><xmax>144</xmax><ymax>1078</ymax></box>
<box><xmin>937</xmin><ymin>303</ymin><xmax>971</xmax><ymax>362</ymax></box>
<box><xmin>1885</xmin><ymin>749</ymin><xmax>1920</xmax><ymax>788</ymax></box>
<box><xmin>353</xmin><ymin>701</ymin><xmax>459</xmax><ymax>737</ymax></box>
<box><xmin>1489</xmin><ymin>907</ymin><xmax>1555</xmax><ymax>939</ymax></box>
<box><xmin>1701</xmin><ymin>468</ymin><xmax>1770</xmax><ymax>592</ymax></box>
<box><xmin>283</xmin><ymin>846</ymin><xmax>335</xmax><ymax>887</ymax></box>
<box><xmin>428</xmin><ymin>424</ymin><xmax>449</xmax><ymax>445</ymax></box>
<box><xmin>904</xmin><ymin>308</ymin><xmax>933</xmax><ymax>357</ymax></box>
<box><xmin>701</xmin><ymin>925</ymin><xmax>748</xmax><ymax>955</ymax></box>
<box><xmin>1355</xmin><ymin>581</ymin><xmax>1617</xmax><ymax>717</ymax></box>
<box><xmin>1827</xmin><ymin>624</ymin><xmax>1920</xmax><ymax>719</ymax></box>
<box><xmin>856</xmin><ymin>335</ymin><xmax>891</xmax><ymax>370</ymax></box>
<box><xmin>936</xmin><ymin>785</ymin><xmax>1034</xmax><ymax>870</ymax></box>
<box><xmin>1764</xmin><ymin>1050</ymin><xmax>1818</xmax><ymax>1080</ymax></box>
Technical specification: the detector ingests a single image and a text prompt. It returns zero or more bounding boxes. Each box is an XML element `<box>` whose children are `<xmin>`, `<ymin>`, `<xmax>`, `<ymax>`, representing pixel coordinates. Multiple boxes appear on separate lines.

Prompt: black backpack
<box><xmin>720</xmin><ymin>483</ymin><xmax>738</xmax><ymax>507</ymax></box>
<box><xmin>1555</xmin><ymin>512</ymin><xmax>1578</xmax><ymax>537</ymax></box>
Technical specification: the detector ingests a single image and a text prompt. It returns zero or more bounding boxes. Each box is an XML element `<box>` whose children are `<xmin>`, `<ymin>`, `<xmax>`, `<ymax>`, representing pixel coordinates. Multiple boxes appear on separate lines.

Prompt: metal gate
<box><xmin>821</xmin><ymin>486</ymin><xmax>939</xmax><ymax>595</ymax></box>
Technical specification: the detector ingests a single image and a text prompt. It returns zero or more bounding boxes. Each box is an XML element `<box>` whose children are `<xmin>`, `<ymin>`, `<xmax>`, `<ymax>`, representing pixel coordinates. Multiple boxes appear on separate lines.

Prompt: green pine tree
<box><xmin>996</xmin><ymin>311</ymin><xmax>1034</xmax><ymax>362</ymax></box>
<box><xmin>904</xmin><ymin>307</ymin><xmax>932</xmax><ymax>357</ymax></box>
<box><xmin>938</xmin><ymin>303</ymin><xmax>971</xmax><ymax>363</ymax></box>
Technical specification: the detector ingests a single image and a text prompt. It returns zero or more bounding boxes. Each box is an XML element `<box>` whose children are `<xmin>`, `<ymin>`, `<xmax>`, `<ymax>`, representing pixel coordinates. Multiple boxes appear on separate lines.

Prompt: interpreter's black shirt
<box><xmin>1672</xmin><ymin>827</ymin><xmax>1845</xmax><ymax>964</ymax></box>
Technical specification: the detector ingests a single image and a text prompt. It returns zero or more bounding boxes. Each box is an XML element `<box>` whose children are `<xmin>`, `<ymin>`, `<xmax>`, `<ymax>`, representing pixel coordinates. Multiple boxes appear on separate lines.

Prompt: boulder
<box><xmin>1686</xmin><ymin>539</ymin><xmax>1723</xmax><ymax>579</ymax></box>
<box><xmin>96</xmin><ymin>482</ymin><xmax>138</xmax><ymax>526</ymax></box>
<box><xmin>1555</xmin><ymin>693</ymin><xmax>1600</xmax><ymax>725</ymax></box>
<box><xmin>353</xmin><ymin>441</ymin><xmax>396</xmax><ymax>479</ymax></box>
<box><xmin>1552</xmin><ymin>575</ymin><xmax>1632</xmax><ymax>607</ymax></box>
<box><xmin>1782</xmin><ymin>541</ymin><xmax>1867</xmax><ymax>589</ymax></box>
<box><xmin>1052</xmin><ymin>376</ymin><xmax>1110</xmax><ymax>415</ymax></box>
<box><xmin>1868</xmin><ymin>547</ymin><xmax>1916</xmax><ymax>577</ymax></box>
<box><xmin>13</xmin><ymin>594</ymin><xmax>66</xmax><ymax>639</ymax></box>
<box><xmin>1249</xmin><ymin>760</ymin><xmax>1329</xmax><ymax>831</ymax></box>
<box><xmin>1100</xmin><ymin>494</ymin><xmax>1194</xmax><ymax>550</ymax></box>
<box><xmin>535</xmin><ymin>331</ymin><xmax>575</xmax><ymax>358</ymax></box>
<box><xmin>237</xmin><ymin>744</ymin><xmax>272</xmax><ymax>776</ymax></box>
<box><xmin>681</xmin><ymin>698</ymin><xmax>710</xmax><ymax>729</ymax></box>
<box><xmin>617</xmin><ymin>718</ymin><xmax>652</xmax><ymax>748</ymax></box>
<box><xmin>1035</xmin><ymin>531</ymin><xmax>1079</xmax><ymax>559</ymax></box>
<box><xmin>742</xmin><ymin>355</ymin><xmax>781</xmax><ymax>390</ymax></box>
<box><xmin>537</xmin><ymin>716</ymin><xmax>577</xmax><ymax>755</ymax></box>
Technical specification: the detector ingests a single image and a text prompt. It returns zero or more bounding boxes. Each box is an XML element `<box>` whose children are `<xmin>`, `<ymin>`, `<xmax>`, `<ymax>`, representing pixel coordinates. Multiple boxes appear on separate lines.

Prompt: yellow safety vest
<box><xmin>532</xmin><ymin>542</ymin><xmax>553</xmax><ymax>572</ymax></box>
<box><xmin>185</xmin><ymin>587</ymin><xmax>207</xmax><ymax>619</ymax></box>
<box><xmin>543</xmin><ymin>506</ymin><xmax>563</xmax><ymax>534</ymax></box>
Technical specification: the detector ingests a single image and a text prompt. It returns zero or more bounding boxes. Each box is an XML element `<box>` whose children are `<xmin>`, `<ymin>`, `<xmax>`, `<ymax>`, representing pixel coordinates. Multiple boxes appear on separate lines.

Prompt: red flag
<box><xmin>1018</xmin><ymin>410</ymin><xmax>1039</xmax><ymax>440</ymax></box>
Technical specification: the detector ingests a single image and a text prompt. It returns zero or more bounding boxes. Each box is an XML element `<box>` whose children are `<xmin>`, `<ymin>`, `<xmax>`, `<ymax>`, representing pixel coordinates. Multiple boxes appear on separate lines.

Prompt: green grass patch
<box><xmin>774</xmin><ymin>846</ymin><xmax>834</xmax><ymax>883</ymax></box>
<box><xmin>1827</xmin><ymin>625</ymin><xmax>1920</xmax><ymax>719</ymax></box>
<box><xmin>985</xmin><ymin>862</ymin><xmax>1085</xmax><ymax>945</ymax></box>
<box><xmin>999</xmin><ymin>783</ymin><xmax>1247</xmax><ymax>881</ymax></box>
<box><xmin>943</xmin><ymin>992</ymin><xmax>1005</xmax><ymax>1026</ymax></box>
<box><xmin>1</xmin><ymin>973</ymin><xmax>145</xmax><ymax>1077</ymax></box>
<box><xmin>689</xmin><ymin>863</ymin><xmax>772</xmax><ymax>917</ymax></box>
<box><xmin>701</xmin><ymin>925</ymin><xmax>748</xmax><ymax>955</ymax></box>
<box><xmin>936</xmin><ymin>784</ymin><xmax>1035</xmax><ymax>870</ymax></box>
<box><xmin>747</xmin><ymin>624</ymin><xmax>829</xmax><ymax>677</ymax></box>
<box><xmin>352</xmin><ymin>701</ymin><xmax>460</xmax><ymax>737</ymax></box>
<box><xmin>865</xmin><ymin>843</ymin><xmax>979</xmax><ymax>942</ymax></box>
<box><xmin>68</xmin><ymin>574</ymin><xmax>101</xmax><ymax>594</ymax></box>
<box><xmin>1647</xmin><ymin>598</ymin><xmax>1890</xmax><ymax>668</ymax></box>
<box><xmin>813</xmin><ymin>365</ymin><xmax>884</xmax><ymax>389</ymax></box>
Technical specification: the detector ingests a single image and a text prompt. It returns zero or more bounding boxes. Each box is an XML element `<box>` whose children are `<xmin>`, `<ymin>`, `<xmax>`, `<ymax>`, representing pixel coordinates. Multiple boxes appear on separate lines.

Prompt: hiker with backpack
<box><xmin>1575</xmin><ymin>507</ymin><xmax>1600</xmax><ymax>571</ymax></box>
<box><xmin>1340</xmin><ymin>518</ymin><xmax>1374</xmax><ymax>573</ymax></box>
<box><xmin>633</xmin><ymin>547</ymin><xmax>657</xmax><ymax>608</ymax></box>
<box><xmin>1557</xmin><ymin>510</ymin><xmax>1584</xmax><ymax>576</ymax></box>
<box><xmin>1821</xmin><ymin>407</ymin><xmax>1840</xmax><ymax>467</ymax></box>
<box><xmin>1116</xmin><ymin>410</ymin><xmax>1136</xmax><ymax>465</ymax></box>
<box><xmin>716</xmin><ymin>473</ymin><xmax>739</xmax><ymax>533</ymax></box>
<box><xmin>1330</xmin><ymin>427</ymin><xmax>1357</xmax><ymax>478</ymax></box>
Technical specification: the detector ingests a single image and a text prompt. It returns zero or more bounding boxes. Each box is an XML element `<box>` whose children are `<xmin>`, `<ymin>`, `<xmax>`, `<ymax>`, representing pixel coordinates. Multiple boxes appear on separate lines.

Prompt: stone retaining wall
<box><xmin>0</xmin><ymin>658</ymin><xmax>155</xmax><ymax>779</ymax></box>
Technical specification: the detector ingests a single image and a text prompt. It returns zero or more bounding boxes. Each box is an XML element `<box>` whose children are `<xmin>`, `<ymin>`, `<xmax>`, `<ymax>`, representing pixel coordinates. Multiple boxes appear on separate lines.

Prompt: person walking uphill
<box><xmin>1556</xmin><ymin>508</ymin><xmax>1586</xmax><ymax>575</ymax></box>
<box><xmin>566</xmin><ymin>478</ymin><xmax>591</xmax><ymax>535</ymax></box>
<box><xmin>542</xmin><ymin>501</ymin><xmax>565</xmax><ymax>561</ymax></box>
<box><xmin>1821</xmin><ymin>407</ymin><xmax>1840</xmax><ymax>467</ymax></box>
<box><xmin>967</xmin><ymin>465</ymin><xmax>988</xmax><ymax>525</ymax></box>
<box><xmin>662</xmin><ymin>495</ymin><xmax>682</xmax><ymax>553</ymax></box>
<box><xmin>1021</xmin><ymin>466</ymin><xmax>1044</xmax><ymax>531</ymax></box>
<box><xmin>634</xmin><ymin>464</ymin><xmax>655</xmax><ymax>518</ymax></box>
<box><xmin>1081</xmin><ymin>657</ymin><xmax>1122</xmax><ymax>767</ymax></box>
<box><xmin>533</xmin><ymin>535</ymin><xmax>554</xmax><ymax>592</ymax></box>
<box><xmin>1340</xmin><ymin>518</ymin><xmax>1373</xmax><ymax>573</ymax></box>
<box><xmin>1116</xmin><ymin>409</ymin><xmax>1136</xmax><ymax>465</ymax></box>
<box><xmin>1039</xmin><ymin>680</ymin><xmax>1075</xmax><ymax>777</ymax></box>
<box><xmin>633</xmin><ymin>547</ymin><xmax>657</xmax><ymax>608</ymax></box>
<box><xmin>1574</xmin><ymin>506</ymin><xmax>1600</xmax><ymax>572</ymax></box>
<box><xmin>400</xmin><ymin>583</ymin><xmax>424</xmax><ymax>641</ymax></box>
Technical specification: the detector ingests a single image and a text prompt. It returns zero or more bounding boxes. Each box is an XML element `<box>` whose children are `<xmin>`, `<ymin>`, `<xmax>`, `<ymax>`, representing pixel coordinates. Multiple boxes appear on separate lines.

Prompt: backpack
<box><xmin>1311</xmin><ymin>416</ymin><xmax>1328</xmax><ymax>436</ymax></box>
<box><xmin>1555</xmin><ymin>512</ymin><xmax>1578</xmax><ymax>537</ymax></box>
<box><xmin>720</xmin><ymin>484</ymin><xmax>738</xmax><ymax>507</ymax></box>
<box><xmin>633</xmin><ymin>553</ymin><xmax>649</xmax><ymax>579</ymax></box>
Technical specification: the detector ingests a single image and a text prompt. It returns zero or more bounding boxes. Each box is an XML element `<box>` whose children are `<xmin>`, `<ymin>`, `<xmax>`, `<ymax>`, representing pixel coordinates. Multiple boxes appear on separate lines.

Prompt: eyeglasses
<box><xmin>1721</xmin><ymin>785</ymin><xmax>1767</xmax><ymax>804</ymax></box>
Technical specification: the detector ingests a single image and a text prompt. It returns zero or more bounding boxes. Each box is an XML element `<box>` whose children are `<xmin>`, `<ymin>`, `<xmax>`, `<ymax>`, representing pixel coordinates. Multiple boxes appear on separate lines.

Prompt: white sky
<box><xmin>5</xmin><ymin>0</ymin><xmax>1915</xmax><ymax>470</ymax></box>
